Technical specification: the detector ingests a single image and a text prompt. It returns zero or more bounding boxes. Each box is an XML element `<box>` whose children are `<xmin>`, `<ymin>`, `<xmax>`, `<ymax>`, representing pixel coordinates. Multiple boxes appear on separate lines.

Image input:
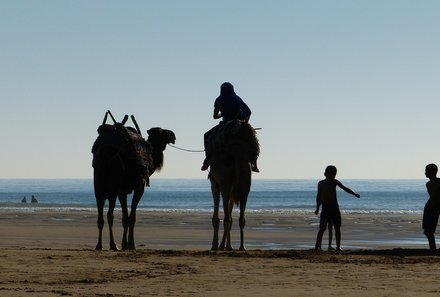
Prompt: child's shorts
<box><xmin>320</xmin><ymin>203</ymin><xmax>341</xmax><ymax>229</ymax></box>
<box><xmin>423</xmin><ymin>201</ymin><xmax>440</xmax><ymax>234</ymax></box>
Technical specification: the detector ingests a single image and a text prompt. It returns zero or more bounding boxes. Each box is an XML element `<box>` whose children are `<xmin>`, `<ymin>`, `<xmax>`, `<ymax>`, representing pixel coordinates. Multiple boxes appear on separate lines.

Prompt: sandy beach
<box><xmin>1</xmin><ymin>210</ymin><xmax>439</xmax><ymax>296</ymax></box>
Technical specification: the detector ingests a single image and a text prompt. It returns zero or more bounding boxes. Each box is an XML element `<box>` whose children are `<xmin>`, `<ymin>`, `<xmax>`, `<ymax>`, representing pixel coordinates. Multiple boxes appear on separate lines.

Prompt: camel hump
<box><xmin>92</xmin><ymin>122</ymin><xmax>153</xmax><ymax>171</ymax></box>
<box><xmin>92</xmin><ymin>111</ymin><xmax>144</xmax><ymax>154</ymax></box>
<box><xmin>209</xmin><ymin>120</ymin><xmax>260</xmax><ymax>160</ymax></box>
<box><xmin>93</xmin><ymin>124</ymin><xmax>128</xmax><ymax>151</ymax></box>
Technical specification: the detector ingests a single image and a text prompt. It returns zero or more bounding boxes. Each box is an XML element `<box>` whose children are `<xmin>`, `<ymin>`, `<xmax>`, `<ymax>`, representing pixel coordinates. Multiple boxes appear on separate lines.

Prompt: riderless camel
<box><xmin>92</xmin><ymin>111</ymin><xmax>175</xmax><ymax>250</ymax></box>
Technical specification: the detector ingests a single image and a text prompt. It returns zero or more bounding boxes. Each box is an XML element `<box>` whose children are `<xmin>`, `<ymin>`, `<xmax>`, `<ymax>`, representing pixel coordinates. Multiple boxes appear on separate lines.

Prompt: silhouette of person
<box><xmin>31</xmin><ymin>195</ymin><xmax>38</xmax><ymax>203</ymax></box>
<box><xmin>423</xmin><ymin>163</ymin><xmax>440</xmax><ymax>251</ymax></box>
<box><xmin>21</xmin><ymin>196</ymin><xmax>27</xmax><ymax>203</ymax></box>
<box><xmin>201</xmin><ymin>82</ymin><xmax>259</xmax><ymax>172</ymax></box>
<box><xmin>213</xmin><ymin>82</ymin><xmax>251</xmax><ymax>123</ymax></box>
<box><xmin>314</xmin><ymin>165</ymin><xmax>360</xmax><ymax>251</ymax></box>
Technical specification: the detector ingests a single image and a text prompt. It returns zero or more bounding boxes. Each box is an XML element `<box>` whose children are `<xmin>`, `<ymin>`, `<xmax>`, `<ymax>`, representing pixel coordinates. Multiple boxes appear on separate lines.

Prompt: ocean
<box><xmin>0</xmin><ymin>179</ymin><xmax>428</xmax><ymax>214</ymax></box>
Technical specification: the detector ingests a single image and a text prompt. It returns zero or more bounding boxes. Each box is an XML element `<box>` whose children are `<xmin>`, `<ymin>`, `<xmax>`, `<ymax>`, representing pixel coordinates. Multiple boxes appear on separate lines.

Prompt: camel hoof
<box><xmin>239</xmin><ymin>246</ymin><xmax>246</xmax><ymax>251</ymax></box>
<box><xmin>109</xmin><ymin>244</ymin><xmax>120</xmax><ymax>251</ymax></box>
<box><xmin>95</xmin><ymin>244</ymin><xmax>103</xmax><ymax>251</ymax></box>
<box><xmin>211</xmin><ymin>242</ymin><xmax>219</xmax><ymax>250</ymax></box>
<box><xmin>224</xmin><ymin>246</ymin><xmax>233</xmax><ymax>251</ymax></box>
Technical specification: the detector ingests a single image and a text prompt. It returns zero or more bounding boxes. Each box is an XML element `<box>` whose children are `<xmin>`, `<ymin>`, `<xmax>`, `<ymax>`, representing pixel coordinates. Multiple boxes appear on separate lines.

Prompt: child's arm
<box><xmin>336</xmin><ymin>180</ymin><xmax>360</xmax><ymax>198</ymax></box>
<box><xmin>315</xmin><ymin>184</ymin><xmax>322</xmax><ymax>215</ymax></box>
<box><xmin>315</xmin><ymin>194</ymin><xmax>321</xmax><ymax>215</ymax></box>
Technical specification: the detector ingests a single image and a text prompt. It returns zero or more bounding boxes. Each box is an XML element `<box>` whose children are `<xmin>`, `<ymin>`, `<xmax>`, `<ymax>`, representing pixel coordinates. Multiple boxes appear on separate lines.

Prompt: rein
<box><xmin>168</xmin><ymin>144</ymin><xmax>205</xmax><ymax>153</ymax></box>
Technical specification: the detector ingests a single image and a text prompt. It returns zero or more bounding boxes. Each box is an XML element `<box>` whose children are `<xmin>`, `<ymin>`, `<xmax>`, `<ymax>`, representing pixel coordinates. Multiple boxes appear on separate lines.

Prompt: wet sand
<box><xmin>1</xmin><ymin>210</ymin><xmax>438</xmax><ymax>297</ymax></box>
<box><xmin>0</xmin><ymin>210</ymin><xmax>426</xmax><ymax>250</ymax></box>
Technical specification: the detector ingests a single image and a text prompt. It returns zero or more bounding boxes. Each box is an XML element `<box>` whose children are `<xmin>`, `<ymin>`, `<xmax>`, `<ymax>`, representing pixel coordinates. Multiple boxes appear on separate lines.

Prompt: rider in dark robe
<box><xmin>201</xmin><ymin>82</ymin><xmax>259</xmax><ymax>172</ymax></box>
<box><xmin>213</xmin><ymin>82</ymin><xmax>251</xmax><ymax>122</ymax></box>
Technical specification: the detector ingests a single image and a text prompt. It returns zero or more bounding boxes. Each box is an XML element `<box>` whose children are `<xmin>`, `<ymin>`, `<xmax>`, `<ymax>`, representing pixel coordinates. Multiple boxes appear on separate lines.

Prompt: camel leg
<box><xmin>119</xmin><ymin>194</ymin><xmax>129</xmax><ymax>250</ymax></box>
<box><xmin>128</xmin><ymin>184</ymin><xmax>145</xmax><ymax>250</ymax></box>
<box><xmin>95</xmin><ymin>197</ymin><xmax>105</xmax><ymax>250</ymax></box>
<box><xmin>239</xmin><ymin>171</ymin><xmax>251</xmax><ymax>251</ymax></box>
<box><xmin>239</xmin><ymin>198</ymin><xmax>248</xmax><ymax>251</ymax></box>
<box><xmin>107</xmin><ymin>198</ymin><xmax>119</xmax><ymax>251</ymax></box>
<box><xmin>211</xmin><ymin>182</ymin><xmax>220</xmax><ymax>251</ymax></box>
<box><xmin>220</xmin><ymin>196</ymin><xmax>233</xmax><ymax>250</ymax></box>
<box><xmin>225</xmin><ymin>199</ymin><xmax>235</xmax><ymax>250</ymax></box>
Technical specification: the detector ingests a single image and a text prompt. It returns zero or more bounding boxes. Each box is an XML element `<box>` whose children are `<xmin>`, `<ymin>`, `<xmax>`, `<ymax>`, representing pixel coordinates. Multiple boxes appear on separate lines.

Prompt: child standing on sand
<box><xmin>423</xmin><ymin>163</ymin><xmax>440</xmax><ymax>251</ymax></box>
<box><xmin>314</xmin><ymin>165</ymin><xmax>360</xmax><ymax>251</ymax></box>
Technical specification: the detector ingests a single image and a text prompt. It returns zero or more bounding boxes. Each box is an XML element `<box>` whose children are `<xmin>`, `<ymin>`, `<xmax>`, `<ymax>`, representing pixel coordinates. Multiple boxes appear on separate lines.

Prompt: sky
<box><xmin>1</xmin><ymin>0</ymin><xmax>439</xmax><ymax>179</ymax></box>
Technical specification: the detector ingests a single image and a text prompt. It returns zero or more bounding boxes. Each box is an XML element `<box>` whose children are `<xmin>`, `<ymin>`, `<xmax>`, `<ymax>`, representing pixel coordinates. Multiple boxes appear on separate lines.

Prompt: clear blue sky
<box><xmin>1</xmin><ymin>0</ymin><xmax>439</xmax><ymax>179</ymax></box>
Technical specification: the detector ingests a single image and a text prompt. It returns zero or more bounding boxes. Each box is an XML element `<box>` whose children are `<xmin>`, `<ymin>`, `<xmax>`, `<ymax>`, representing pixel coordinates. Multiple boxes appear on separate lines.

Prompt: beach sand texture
<box><xmin>1</xmin><ymin>211</ymin><xmax>439</xmax><ymax>296</ymax></box>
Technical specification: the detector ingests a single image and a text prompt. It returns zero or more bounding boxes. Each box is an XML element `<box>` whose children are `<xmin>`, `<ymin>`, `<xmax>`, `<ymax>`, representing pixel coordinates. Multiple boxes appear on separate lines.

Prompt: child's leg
<box><xmin>424</xmin><ymin>230</ymin><xmax>436</xmax><ymax>251</ymax></box>
<box><xmin>327</xmin><ymin>222</ymin><xmax>333</xmax><ymax>250</ymax></box>
<box><xmin>335</xmin><ymin>224</ymin><xmax>342</xmax><ymax>251</ymax></box>
<box><xmin>422</xmin><ymin>205</ymin><xmax>439</xmax><ymax>251</ymax></box>
<box><xmin>315</xmin><ymin>226</ymin><xmax>326</xmax><ymax>251</ymax></box>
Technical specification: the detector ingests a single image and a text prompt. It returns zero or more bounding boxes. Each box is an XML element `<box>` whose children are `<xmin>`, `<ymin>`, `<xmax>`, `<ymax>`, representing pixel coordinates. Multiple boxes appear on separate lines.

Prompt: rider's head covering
<box><xmin>220</xmin><ymin>82</ymin><xmax>235</xmax><ymax>96</ymax></box>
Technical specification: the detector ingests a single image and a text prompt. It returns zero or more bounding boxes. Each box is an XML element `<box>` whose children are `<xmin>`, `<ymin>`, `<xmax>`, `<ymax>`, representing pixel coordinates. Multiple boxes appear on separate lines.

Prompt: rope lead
<box><xmin>168</xmin><ymin>144</ymin><xmax>205</xmax><ymax>153</ymax></box>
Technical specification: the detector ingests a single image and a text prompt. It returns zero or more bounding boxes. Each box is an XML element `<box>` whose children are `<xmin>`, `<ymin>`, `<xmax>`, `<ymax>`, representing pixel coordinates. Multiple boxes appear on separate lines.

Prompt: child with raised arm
<box><xmin>423</xmin><ymin>163</ymin><xmax>440</xmax><ymax>251</ymax></box>
<box><xmin>314</xmin><ymin>165</ymin><xmax>360</xmax><ymax>251</ymax></box>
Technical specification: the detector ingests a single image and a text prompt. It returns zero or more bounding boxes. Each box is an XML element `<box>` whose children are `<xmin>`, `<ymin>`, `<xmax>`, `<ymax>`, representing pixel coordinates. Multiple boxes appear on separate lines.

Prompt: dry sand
<box><xmin>1</xmin><ymin>210</ymin><xmax>439</xmax><ymax>296</ymax></box>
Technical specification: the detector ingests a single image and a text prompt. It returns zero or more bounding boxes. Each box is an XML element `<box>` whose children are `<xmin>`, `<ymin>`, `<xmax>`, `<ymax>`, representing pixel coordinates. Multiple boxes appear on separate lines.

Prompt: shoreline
<box><xmin>0</xmin><ymin>202</ymin><xmax>425</xmax><ymax>215</ymax></box>
<box><xmin>0</xmin><ymin>210</ymin><xmax>428</xmax><ymax>250</ymax></box>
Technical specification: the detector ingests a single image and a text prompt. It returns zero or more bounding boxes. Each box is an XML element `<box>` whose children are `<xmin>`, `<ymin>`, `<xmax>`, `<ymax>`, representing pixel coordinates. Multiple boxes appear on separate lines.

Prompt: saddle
<box><xmin>92</xmin><ymin>111</ymin><xmax>153</xmax><ymax>188</ymax></box>
<box><xmin>206</xmin><ymin>120</ymin><xmax>260</xmax><ymax>162</ymax></box>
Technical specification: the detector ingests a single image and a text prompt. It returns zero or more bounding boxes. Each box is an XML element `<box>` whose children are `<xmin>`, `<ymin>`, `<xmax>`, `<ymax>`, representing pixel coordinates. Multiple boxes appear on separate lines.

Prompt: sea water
<box><xmin>0</xmin><ymin>179</ymin><xmax>428</xmax><ymax>214</ymax></box>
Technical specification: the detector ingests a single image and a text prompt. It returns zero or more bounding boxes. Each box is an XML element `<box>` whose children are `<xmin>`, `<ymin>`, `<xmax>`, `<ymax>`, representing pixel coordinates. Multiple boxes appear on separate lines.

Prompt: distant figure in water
<box><xmin>423</xmin><ymin>163</ymin><xmax>440</xmax><ymax>251</ymax></box>
<box><xmin>21</xmin><ymin>196</ymin><xmax>27</xmax><ymax>203</ymax></box>
<box><xmin>314</xmin><ymin>165</ymin><xmax>360</xmax><ymax>252</ymax></box>
<box><xmin>31</xmin><ymin>195</ymin><xmax>38</xmax><ymax>203</ymax></box>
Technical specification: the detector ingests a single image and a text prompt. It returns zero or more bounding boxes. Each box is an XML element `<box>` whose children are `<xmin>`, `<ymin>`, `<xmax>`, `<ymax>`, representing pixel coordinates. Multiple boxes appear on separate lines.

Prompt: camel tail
<box><xmin>232</xmin><ymin>157</ymin><xmax>241</xmax><ymax>206</ymax></box>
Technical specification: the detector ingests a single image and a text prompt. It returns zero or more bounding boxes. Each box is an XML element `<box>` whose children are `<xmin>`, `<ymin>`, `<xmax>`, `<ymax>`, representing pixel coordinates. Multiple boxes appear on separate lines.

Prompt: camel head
<box><xmin>146</xmin><ymin>127</ymin><xmax>176</xmax><ymax>171</ymax></box>
<box><xmin>147</xmin><ymin>127</ymin><xmax>175</xmax><ymax>147</ymax></box>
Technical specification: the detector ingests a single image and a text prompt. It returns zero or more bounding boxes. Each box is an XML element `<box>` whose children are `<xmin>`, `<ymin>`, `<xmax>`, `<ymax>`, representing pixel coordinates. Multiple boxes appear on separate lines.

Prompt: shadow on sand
<box><xmin>116</xmin><ymin>248</ymin><xmax>440</xmax><ymax>264</ymax></box>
